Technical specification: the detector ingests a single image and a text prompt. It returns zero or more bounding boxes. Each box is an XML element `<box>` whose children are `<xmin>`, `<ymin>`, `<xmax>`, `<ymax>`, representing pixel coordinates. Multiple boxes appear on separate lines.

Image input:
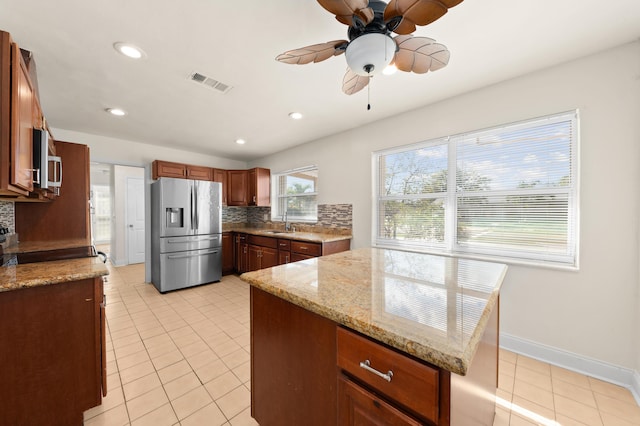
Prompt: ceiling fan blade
<box><xmin>276</xmin><ymin>40</ymin><xmax>348</xmax><ymax>65</ymax></box>
<box><xmin>342</xmin><ymin>67</ymin><xmax>370</xmax><ymax>95</ymax></box>
<box><xmin>384</xmin><ymin>0</ymin><xmax>464</xmax><ymax>35</ymax></box>
<box><xmin>393</xmin><ymin>35</ymin><xmax>450</xmax><ymax>73</ymax></box>
<box><xmin>317</xmin><ymin>0</ymin><xmax>374</xmax><ymax>26</ymax></box>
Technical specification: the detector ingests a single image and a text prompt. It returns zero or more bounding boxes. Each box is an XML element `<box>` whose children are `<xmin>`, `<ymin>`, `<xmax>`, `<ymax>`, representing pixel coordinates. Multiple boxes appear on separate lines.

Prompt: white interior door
<box><xmin>126</xmin><ymin>177</ymin><xmax>145</xmax><ymax>264</ymax></box>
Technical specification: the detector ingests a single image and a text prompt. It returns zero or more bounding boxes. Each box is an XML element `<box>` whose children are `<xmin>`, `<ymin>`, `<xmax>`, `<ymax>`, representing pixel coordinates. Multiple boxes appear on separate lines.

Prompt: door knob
<box><xmin>128</xmin><ymin>224</ymin><xmax>133</xmax><ymax>228</ymax></box>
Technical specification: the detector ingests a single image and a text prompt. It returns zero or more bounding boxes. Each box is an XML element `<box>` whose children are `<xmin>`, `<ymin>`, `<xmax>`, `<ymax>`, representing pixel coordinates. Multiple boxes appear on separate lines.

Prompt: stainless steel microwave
<box><xmin>32</xmin><ymin>128</ymin><xmax>62</xmax><ymax>190</ymax></box>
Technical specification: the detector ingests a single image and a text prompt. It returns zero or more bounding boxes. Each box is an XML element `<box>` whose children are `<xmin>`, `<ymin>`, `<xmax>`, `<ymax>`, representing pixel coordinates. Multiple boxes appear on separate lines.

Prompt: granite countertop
<box><xmin>0</xmin><ymin>239</ymin><xmax>109</xmax><ymax>293</ymax></box>
<box><xmin>240</xmin><ymin>247</ymin><xmax>508</xmax><ymax>375</ymax></box>
<box><xmin>224</xmin><ymin>226</ymin><xmax>352</xmax><ymax>244</ymax></box>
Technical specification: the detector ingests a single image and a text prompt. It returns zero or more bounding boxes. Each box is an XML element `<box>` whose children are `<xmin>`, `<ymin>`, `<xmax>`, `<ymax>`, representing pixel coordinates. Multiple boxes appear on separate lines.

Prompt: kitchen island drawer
<box><xmin>291</xmin><ymin>240</ymin><xmax>321</xmax><ymax>257</ymax></box>
<box><xmin>336</xmin><ymin>327</ymin><xmax>440</xmax><ymax>424</ymax></box>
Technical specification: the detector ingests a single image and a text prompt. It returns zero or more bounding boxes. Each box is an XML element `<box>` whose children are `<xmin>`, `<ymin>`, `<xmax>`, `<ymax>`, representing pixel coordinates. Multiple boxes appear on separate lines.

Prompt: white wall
<box><xmin>252</xmin><ymin>42</ymin><xmax>640</xmax><ymax>383</ymax></box>
<box><xmin>50</xmin><ymin>128</ymin><xmax>247</xmax><ymax>170</ymax></box>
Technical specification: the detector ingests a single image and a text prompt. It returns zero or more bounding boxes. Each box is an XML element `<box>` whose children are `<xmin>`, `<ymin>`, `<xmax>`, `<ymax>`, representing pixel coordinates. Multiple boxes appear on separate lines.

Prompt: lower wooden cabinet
<box><xmin>234</xmin><ymin>233</ymin><xmax>248</xmax><ymax>273</ymax></box>
<box><xmin>338</xmin><ymin>375</ymin><xmax>423</xmax><ymax>426</ymax></box>
<box><xmin>251</xmin><ymin>287</ymin><xmax>499</xmax><ymax>426</ymax></box>
<box><xmin>232</xmin><ymin>233</ymin><xmax>350</xmax><ymax>273</ymax></box>
<box><xmin>222</xmin><ymin>232</ymin><xmax>234</xmax><ymax>275</ymax></box>
<box><xmin>0</xmin><ymin>277</ymin><xmax>106</xmax><ymax>425</ymax></box>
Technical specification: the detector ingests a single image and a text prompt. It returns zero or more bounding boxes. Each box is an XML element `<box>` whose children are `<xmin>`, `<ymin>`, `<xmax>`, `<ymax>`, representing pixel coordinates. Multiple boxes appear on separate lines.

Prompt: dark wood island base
<box><xmin>250</xmin><ymin>287</ymin><xmax>500</xmax><ymax>426</ymax></box>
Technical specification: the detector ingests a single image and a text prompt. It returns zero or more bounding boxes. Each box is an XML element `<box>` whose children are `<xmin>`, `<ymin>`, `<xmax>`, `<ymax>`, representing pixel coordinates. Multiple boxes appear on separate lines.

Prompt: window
<box><xmin>272</xmin><ymin>166</ymin><xmax>318</xmax><ymax>222</ymax></box>
<box><xmin>374</xmin><ymin>111</ymin><xmax>579</xmax><ymax>268</ymax></box>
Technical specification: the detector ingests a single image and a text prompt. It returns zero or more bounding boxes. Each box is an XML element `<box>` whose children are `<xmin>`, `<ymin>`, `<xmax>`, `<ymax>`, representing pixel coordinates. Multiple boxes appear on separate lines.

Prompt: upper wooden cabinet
<box><xmin>0</xmin><ymin>31</ymin><xmax>36</xmax><ymax>197</ymax></box>
<box><xmin>152</xmin><ymin>160</ymin><xmax>270</xmax><ymax>207</ymax></box>
<box><xmin>248</xmin><ymin>167</ymin><xmax>270</xmax><ymax>206</ymax></box>
<box><xmin>213</xmin><ymin>168</ymin><xmax>227</xmax><ymax>205</ymax></box>
<box><xmin>16</xmin><ymin>141</ymin><xmax>91</xmax><ymax>242</ymax></box>
<box><xmin>227</xmin><ymin>169</ymin><xmax>248</xmax><ymax>206</ymax></box>
<box><xmin>228</xmin><ymin>167</ymin><xmax>270</xmax><ymax>207</ymax></box>
<box><xmin>152</xmin><ymin>160</ymin><xmax>213</xmax><ymax>181</ymax></box>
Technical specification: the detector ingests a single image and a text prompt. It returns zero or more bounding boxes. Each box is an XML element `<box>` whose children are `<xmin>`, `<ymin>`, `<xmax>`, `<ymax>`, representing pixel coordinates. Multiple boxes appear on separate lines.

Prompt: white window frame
<box><xmin>271</xmin><ymin>165</ymin><xmax>318</xmax><ymax>223</ymax></box>
<box><xmin>373</xmin><ymin>111</ymin><xmax>580</xmax><ymax>269</ymax></box>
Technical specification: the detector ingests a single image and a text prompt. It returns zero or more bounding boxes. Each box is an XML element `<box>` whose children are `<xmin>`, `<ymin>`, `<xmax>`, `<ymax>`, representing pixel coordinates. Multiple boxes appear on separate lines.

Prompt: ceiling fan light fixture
<box><xmin>382</xmin><ymin>64</ymin><xmax>398</xmax><ymax>75</ymax></box>
<box><xmin>345</xmin><ymin>33</ymin><xmax>396</xmax><ymax>76</ymax></box>
<box><xmin>235</xmin><ymin>138</ymin><xmax>246</xmax><ymax>145</ymax></box>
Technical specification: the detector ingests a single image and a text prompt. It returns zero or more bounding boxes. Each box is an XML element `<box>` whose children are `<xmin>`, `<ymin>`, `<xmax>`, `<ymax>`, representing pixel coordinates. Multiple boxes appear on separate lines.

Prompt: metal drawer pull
<box><xmin>359</xmin><ymin>360</ymin><xmax>393</xmax><ymax>382</ymax></box>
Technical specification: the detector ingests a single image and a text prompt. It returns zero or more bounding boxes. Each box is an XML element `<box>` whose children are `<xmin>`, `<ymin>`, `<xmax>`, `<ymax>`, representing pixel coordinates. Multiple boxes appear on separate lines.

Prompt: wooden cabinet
<box><xmin>0</xmin><ymin>31</ymin><xmax>35</xmax><ymax>197</ymax></box>
<box><xmin>222</xmin><ymin>232</ymin><xmax>234</xmax><ymax>275</ymax></box>
<box><xmin>0</xmin><ymin>277</ymin><xmax>106</xmax><ymax>425</ymax></box>
<box><xmin>248</xmin><ymin>167</ymin><xmax>270</xmax><ymax>206</ymax></box>
<box><xmin>186</xmin><ymin>164</ymin><xmax>212</xmax><ymax>180</ymax></box>
<box><xmin>227</xmin><ymin>169</ymin><xmax>248</xmax><ymax>206</ymax></box>
<box><xmin>277</xmin><ymin>238</ymin><xmax>290</xmax><ymax>265</ymax></box>
<box><xmin>235</xmin><ymin>233</ymin><xmax>249</xmax><ymax>273</ymax></box>
<box><xmin>236</xmin><ymin>234</ymin><xmax>350</xmax><ymax>272</ymax></box>
<box><xmin>227</xmin><ymin>167</ymin><xmax>270</xmax><ymax>207</ymax></box>
<box><xmin>338</xmin><ymin>376</ymin><xmax>423</xmax><ymax>426</ymax></box>
<box><xmin>152</xmin><ymin>160</ymin><xmax>213</xmax><ymax>181</ymax></box>
<box><xmin>247</xmin><ymin>235</ymin><xmax>278</xmax><ymax>272</ymax></box>
<box><xmin>152</xmin><ymin>160</ymin><xmax>186</xmax><ymax>179</ymax></box>
<box><xmin>251</xmin><ymin>286</ymin><xmax>337</xmax><ymax>426</ymax></box>
<box><xmin>337</xmin><ymin>327</ymin><xmax>440</xmax><ymax>424</ymax></box>
<box><xmin>15</xmin><ymin>141</ymin><xmax>91</xmax><ymax>242</ymax></box>
<box><xmin>213</xmin><ymin>168</ymin><xmax>227</xmax><ymax>205</ymax></box>
<box><xmin>251</xmin><ymin>287</ymin><xmax>500</xmax><ymax>426</ymax></box>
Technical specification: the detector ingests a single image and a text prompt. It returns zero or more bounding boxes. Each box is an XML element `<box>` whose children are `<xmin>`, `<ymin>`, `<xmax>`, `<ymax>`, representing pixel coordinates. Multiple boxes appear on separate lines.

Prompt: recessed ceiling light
<box><xmin>288</xmin><ymin>112</ymin><xmax>303</xmax><ymax>120</ymax></box>
<box><xmin>106</xmin><ymin>108</ymin><xmax>126</xmax><ymax>116</ymax></box>
<box><xmin>235</xmin><ymin>139</ymin><xmax>246</xmax><ymax>145</ymax></box>
<box><xmin>113</xmin><ymin>42</ymin><xmax>146</xmax><ymax>59</ymax></box>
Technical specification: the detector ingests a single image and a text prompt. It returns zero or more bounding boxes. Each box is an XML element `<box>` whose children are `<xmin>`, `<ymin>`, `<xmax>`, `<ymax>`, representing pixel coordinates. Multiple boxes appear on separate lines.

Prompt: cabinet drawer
<box><xmin>336</xmin><ymin>327</ymin><xmax>439</xmax><ymax>424</ymax></box>
<box><xmin>290</xmin><ymin>241</ymin><xmax>321</xmax><ymax>257</ymax></box>
<box><xmin>248</xmin><ymin>235</ymin><xmax>278</xmax><ymax>249</ymax></box>
<box><xmin>277</xmin><ymin>239</ymin><xmax>291</xmax><ymax>250</ymax></box>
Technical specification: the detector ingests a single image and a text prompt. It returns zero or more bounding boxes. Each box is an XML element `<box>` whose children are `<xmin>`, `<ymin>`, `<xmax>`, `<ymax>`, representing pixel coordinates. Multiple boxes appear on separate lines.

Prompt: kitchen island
<box><xmin>241</xmin><ymin>247</ymin><xmax>508</xmax><ymax>426</ymax></box>
<box><xmin>0</xmin><ymin>239</ymin><xmax>109</xmax><ymax>425</ymax></box>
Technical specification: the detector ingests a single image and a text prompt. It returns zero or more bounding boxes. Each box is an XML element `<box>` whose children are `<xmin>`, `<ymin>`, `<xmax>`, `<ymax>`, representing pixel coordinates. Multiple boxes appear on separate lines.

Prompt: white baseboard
<box><xmin>501</xmin><ymin>333</ymin><xmax>640</xmax><ymax>406</ymax></box>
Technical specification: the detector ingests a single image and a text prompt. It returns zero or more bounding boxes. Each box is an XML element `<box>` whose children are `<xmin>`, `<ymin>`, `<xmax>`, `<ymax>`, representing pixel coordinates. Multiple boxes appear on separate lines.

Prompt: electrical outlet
<box><xmin>263</xmin><ymin>213</ymin><xmax>269</xmax><ymax>221</ymax></box>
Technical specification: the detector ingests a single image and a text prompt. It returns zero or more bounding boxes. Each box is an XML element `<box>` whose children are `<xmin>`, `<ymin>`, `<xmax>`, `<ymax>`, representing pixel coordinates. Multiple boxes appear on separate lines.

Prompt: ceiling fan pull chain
<box><xmin>367</xmin><ymin>79</ymin><xmax>371</xmax><ymax>110</ymax></box>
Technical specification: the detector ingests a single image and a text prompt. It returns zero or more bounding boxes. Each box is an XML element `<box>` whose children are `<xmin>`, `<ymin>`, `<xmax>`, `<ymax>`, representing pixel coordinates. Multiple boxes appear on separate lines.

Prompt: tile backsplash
<box><xmin>223</xmin><ymin>203</ymin><xmax>352</xmax><ymax>231</ymax></box>
<box><xmin>0</xmin><ymin>201</ymin><xmax>15</xmax><ymax>233</ymax></box>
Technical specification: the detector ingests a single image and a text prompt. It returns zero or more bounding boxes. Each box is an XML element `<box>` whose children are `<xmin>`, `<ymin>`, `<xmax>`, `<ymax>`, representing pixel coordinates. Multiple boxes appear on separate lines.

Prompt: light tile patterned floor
<box><xmin>84</xmin><ymin>262</ymin><xmax>640</xmax><ymax>426</ymax></box>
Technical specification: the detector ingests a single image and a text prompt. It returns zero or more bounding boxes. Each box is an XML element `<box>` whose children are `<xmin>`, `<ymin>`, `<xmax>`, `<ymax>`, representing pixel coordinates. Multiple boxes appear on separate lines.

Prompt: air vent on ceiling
<box><xmin>189</xmin><ymin>72</ymin><xmax>232</xmax><ymax>94</ymax></box>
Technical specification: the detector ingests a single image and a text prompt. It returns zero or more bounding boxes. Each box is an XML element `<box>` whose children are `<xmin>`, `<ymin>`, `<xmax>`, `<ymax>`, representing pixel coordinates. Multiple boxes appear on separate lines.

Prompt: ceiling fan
<box><xmin>276</xmin><ymin>0</ymin><xmax>463</xmax><ymax>97</ymax></box>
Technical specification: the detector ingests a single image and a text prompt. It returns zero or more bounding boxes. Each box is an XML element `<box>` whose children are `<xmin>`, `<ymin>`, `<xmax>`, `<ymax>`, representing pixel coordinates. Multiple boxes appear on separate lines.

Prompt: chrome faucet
<box><xmin>283</xmin><ymin>210</ymin><xmax>291</xmax><ymax>231</ymax></box>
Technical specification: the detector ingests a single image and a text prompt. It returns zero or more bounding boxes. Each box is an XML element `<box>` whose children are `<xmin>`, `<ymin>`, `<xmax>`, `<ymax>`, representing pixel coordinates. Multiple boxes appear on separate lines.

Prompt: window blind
<box><xmin>374</xmin><ymin>111</ymin><xmax>579</xmax><ymax>268</ymax></box>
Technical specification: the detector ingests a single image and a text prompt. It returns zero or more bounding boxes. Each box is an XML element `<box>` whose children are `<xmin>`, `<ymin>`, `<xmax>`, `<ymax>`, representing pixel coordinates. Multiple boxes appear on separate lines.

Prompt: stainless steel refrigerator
<box><xmin>151</xmin><ymin>177</ymin><xmax>222</xmax><ymax>293</ymax></box>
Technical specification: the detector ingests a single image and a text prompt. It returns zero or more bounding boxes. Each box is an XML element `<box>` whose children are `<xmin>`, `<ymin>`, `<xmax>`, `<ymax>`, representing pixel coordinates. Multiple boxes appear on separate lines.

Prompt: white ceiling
<box><xmin>1</xmin><ymin>1</ymin><xmax>639</xmax><ymax>162</ymax></box>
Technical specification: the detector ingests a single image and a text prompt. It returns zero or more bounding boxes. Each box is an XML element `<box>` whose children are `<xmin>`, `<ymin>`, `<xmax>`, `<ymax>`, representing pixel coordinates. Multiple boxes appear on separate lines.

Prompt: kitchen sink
<box><xmin>264</xmin><ymin>230</ymin><xmax>295</xmax><ymax>234</ymax></box>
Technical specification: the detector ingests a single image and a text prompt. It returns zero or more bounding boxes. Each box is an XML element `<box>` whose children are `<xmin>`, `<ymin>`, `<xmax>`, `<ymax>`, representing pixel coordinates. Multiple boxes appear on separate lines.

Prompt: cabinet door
<box><xmin>247</xmin><ymin>167</ymin><xmax>270</xmax><ymax>206</ymax></box>
<box><xmin>227</xmin><ymin>170</ymin><xmax>248</xmax><ymax>206</ymax></box>
<box><xmin>234</xmin><ymin>234</ymin><xmax>248</xmax><ymax>273</ymax></box>
<box><xmin>338</xmin><ymin>376</ymin><xmax>422</xmax><ymax>426</ymax></box>
<box><xmin>248</xmin><ymin>244</ymin><xmax>261</xmax><ymax>272</ymax></box>
<box><xmin>11</xmin><ymin>42</ymin><xmax>34</xmax><ymax>192</ymax></box>
<box><xmin>186</xmin><ymin>165</ymin><xmax>212</xmax><ymax>181</ymax></box>
<box><xmin>260</xmin><ymin>246</ymin><xmax>279</xmax><ymax>269</ymax></box>
<box><xmin>152</xmin><ymin>160</ymin><xmax>186</xmax><ymax>179</ymax></box>
<box><xmin>213</xmin><ymin>168</ymin><xmax>227</xmax><ymax>205</ymax></box>
<box><xmin>222</xmin><ymin>232</ymin><xmax>234</xmax><ymax>274</ymax></box>
<box><xmin>278</xmin><ymin>250</ymin><xmax>290</xmax><ymax>265</ymax></box>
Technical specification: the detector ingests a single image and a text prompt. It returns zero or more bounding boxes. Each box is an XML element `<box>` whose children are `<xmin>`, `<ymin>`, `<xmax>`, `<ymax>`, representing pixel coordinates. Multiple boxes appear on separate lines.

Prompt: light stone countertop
<box><xmin>224</xmin><ymin>226</ymin><xmax>352</xmax><ymax>244</ymax></box>
<box><xmin>240</xmin><ymin>247</ymin><xmax>508</xmax><ymax>375</ymax></box>
<box><xmin>0</xmin><ymin>239</ymin><xmax>108</xmax><ymax>293</ymax></box>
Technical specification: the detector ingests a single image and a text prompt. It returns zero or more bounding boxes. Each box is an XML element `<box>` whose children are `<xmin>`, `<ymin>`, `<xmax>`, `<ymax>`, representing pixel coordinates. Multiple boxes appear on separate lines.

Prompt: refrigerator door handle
<box><xmin>190</xmin><ymin>183</ymin><xmax>196</xmax><ymax>232</ymax></box>
<box><xmin>167</xmin><ymin>250</ymin><xmax>219</xmax><ymax>259</ymax></box>
<box><xmin>195</xmin><ymin>182</ymin><xmax>199</xmax><ymax>231</ymax></box>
